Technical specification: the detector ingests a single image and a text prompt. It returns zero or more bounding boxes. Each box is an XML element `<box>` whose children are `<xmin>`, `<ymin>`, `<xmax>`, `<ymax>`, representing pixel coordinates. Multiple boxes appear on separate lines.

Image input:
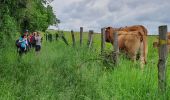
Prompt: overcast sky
<box><xmin>50</xmin><ymin>0</ymin><xmax>170</xmax><ymax>34</ymax></box>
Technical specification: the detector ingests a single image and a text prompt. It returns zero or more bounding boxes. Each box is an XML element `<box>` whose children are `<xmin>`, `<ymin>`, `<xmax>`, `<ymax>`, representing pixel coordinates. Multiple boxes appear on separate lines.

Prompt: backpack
<box><xmin>16</xmin><ymin>39</ymin><xmax>21</xmax><ymax>48</ymax></box>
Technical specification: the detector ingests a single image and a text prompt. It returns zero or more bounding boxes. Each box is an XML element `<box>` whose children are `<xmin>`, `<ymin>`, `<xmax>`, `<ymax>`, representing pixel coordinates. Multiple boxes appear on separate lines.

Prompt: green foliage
<box><xmin>0</xmin><ymin>14</ymin><xmax>17</xmax><ymax>48</ymax></box>
<box><xmin>22</xmin><ymin>0</ymin><xmax>56</xmax><ymax>32</ymax></box>
<box><xmin>0</xmin><ymin>0</ymin><xmax>57</xmax><ymax>47</ymax></box>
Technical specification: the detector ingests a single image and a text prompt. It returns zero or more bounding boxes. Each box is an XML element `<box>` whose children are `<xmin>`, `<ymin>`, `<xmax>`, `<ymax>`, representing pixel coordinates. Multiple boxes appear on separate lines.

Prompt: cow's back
<box><xmin>117</xmin><ymin>31</ymin><xmax>142</xmax><ymax>51</ymax></box>
<box><xmin>120</xmin><ymin>25</ymin><xmax>148</xmax><ymax>36</ymax></box>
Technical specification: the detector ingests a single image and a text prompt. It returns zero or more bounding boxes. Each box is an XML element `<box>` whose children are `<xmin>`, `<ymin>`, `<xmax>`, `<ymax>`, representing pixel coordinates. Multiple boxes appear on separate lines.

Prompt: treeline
<box><xmin>0</xmin><ymin>0</ymin><xmax>58</xmax><ymax>47</ymax></box>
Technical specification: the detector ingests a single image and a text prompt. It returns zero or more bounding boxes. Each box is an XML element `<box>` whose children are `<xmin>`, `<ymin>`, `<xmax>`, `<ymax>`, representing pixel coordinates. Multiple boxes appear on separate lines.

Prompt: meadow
<box><xmin>0</xmin><ymin>31</ymin><xmax>170</xmax><ymax>100</ymax></box>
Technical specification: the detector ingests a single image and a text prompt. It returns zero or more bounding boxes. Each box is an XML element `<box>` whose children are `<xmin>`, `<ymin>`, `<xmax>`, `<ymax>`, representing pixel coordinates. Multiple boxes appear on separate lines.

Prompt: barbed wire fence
<box><xmin>47</xmin><ymin>25</ymin><xmax>169</xmax><ymax>95</ymax></box>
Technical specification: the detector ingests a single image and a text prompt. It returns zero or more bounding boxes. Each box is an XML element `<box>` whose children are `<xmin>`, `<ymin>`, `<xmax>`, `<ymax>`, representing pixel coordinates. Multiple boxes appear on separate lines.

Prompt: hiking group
<box><xmin>16</xmin><ymin>30</ymin><xmax>42</xmax><ymax>56</ymax></box>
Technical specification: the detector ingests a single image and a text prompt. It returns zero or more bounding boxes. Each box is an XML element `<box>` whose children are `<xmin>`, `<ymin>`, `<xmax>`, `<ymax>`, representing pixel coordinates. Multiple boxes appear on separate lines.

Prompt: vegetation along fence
<box><xmin>45</xmin><ymin>25</ymin><xmax>169</xmax><ymax>94</ymax></box>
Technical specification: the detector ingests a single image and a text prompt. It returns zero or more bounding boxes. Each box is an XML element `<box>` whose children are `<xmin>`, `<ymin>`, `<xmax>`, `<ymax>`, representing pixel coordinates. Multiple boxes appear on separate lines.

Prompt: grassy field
<box><xmin>0</xmin><ymin>31</ymin><xmax>170</xmax><ymax>100</ymax></box>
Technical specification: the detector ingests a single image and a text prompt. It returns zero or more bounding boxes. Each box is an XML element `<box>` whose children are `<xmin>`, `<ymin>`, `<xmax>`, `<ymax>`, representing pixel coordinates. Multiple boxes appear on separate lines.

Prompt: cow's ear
<box><xmin>106</xmin><ymin>27</ymin><xmax>111</xmax><ymax>30</ymax></box>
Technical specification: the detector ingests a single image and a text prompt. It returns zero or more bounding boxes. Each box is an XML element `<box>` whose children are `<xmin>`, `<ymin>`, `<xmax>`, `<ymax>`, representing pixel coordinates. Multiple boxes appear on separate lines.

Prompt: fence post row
<box><xmin>80</xmin><ymin>27</ymin><xmax>83</xmax><ymax>46</ymax></box>
<box><xmin>158</xmin><ymin>25</ymin><xmax>168</xmax><ymax>93</ymax></box>
<box><xmin>101</xmin><ymin>28</ymin><xmax>106</xmax><ymax>55</ymax></box>
<box><xmin>88</xmin><ymin>30</ymin><xmax>94</xmax><ymax>48</ymax></box>
<box><xmin>71</xmin><ymin>30</ymin><xmax>76</xmax><ymax>47</ymax></box>
<box><xmin>113</xmin><ymin>32</ymin><xmax>119</xmax><ymax>64</ymax></box>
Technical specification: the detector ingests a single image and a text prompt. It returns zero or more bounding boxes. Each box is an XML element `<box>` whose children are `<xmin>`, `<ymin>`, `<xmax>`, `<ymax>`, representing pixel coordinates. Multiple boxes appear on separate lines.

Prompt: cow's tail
<box><xmin>139</xmin><ymin>25</ymin><xmax>148</xmax><ymax>64</ymax></box>
<box><xmin>144</xmin><ymin>28</ymin><xmax>148</xmax><ymax>64</ymax></box>
<box><xmin>138</xmin><ymin>31</ymin><xmax>147</xmax><ymax>65</ymax></box>
<box><xmin>140</xmin><ymin>25</ymin><xmax>148</xmax><ymax>35</ymax></box>
<box><xmin>143</xmin><ymin>35</ymin><xmax>147</xmax><ymax>64</ymax></box>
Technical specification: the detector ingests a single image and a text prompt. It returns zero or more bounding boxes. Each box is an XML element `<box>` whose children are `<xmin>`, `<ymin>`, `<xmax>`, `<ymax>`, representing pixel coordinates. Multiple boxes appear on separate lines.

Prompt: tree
<box><xmin>0</xmin><ymin>0</ymin><xmax>58</xmax><ymax>47</ymax></box>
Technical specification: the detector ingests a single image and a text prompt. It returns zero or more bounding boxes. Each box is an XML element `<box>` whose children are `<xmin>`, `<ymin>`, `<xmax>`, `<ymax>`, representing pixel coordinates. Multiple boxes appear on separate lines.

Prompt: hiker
<box><xmin>17</xmin><ymin>35</ymin><xmax>27</xmax><ymax>55</ymax></box>
<box><xmin>27</xmin><ymin>34</ymin><xmax>32</xmax><ymax>49</ymax></box>
<box><xmin>24</xmin><ymin>29</ymin><xmax>29</xmax><ymax>36</ymax></box>
<box><xmin>24</xmin><ymin>35</ymin><xmax>29</xmax><ymax>51</ymax></box>
<box><xmin>35</xmin><ymin>32</ymin><xmax>42</xmax><ymax>54</ymax></box>
<box><xmin>29</xmin><ymin>32</ymin><xmax>36</xmax><ymax>48</ymax></box>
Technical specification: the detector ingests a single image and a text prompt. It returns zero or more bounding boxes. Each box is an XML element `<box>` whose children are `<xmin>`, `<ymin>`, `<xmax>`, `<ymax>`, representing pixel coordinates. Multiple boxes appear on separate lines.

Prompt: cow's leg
<box><xmin>139</xmin><ymin>41</ymin><xmax>145</xmax><ymax>70</ymax></box>
<box><xmin>129</xmin><ymin>52</ymin><xmax>137</xmax><ymax>63</ymax></box>
<box><xmin>126</xmin><ymin>45</ymin><xmax>137</xmax><ymax>63</ymax></box>
<box><xmin>125</xmin><ymin>39</ymin><xmax>139</xmax><ymax>63</ymax></box>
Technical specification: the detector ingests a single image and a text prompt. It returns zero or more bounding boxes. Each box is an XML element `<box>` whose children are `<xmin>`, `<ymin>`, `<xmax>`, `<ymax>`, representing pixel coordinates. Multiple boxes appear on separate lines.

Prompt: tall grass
<box><xmin>0</xmin><ymin>32</ymin><xmax>170</xmax><ymax>100</ymax></box>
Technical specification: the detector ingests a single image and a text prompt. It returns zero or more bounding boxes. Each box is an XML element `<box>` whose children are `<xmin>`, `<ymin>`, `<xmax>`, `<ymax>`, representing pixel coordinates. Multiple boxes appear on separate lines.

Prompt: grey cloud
<box><xmin>52</xmin><ymin>0</ymin><xmax>170</xmax><ymax>34</ymax></box>
<box><xmin>62</xmin><ymin>0</ymin><xmax>104</xmax><ymax>21</ymax></box>
<box><xmin>134</xmin><ymin>3</ymin><xmax>170</xmax><ymax>23</ymax></box>
<box><xmin>107</xmin><ymin>1</ymin><xmax>124</xmax><ymax>12</ymax></box>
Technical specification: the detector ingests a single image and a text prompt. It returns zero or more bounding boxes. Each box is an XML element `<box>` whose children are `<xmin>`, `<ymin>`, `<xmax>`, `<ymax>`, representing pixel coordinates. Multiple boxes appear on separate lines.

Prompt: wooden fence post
<box><xmin>48</xmin><ymin>34</ymin><xmax>52</xmax><ymax>42</ymax></box>
<box><xmin>88</xmin><ymin>30</ymin><xmax>94</xmax><ymax>48</ymax></box>
<box><xmin>80</xmin><ymin>27</ymin><xmax>83</xmax><ymax>46</ymax></box>
<box><xmin>101</xmin><ymin>28</ymin><xmax>105</xmax><ymax>55</ymax></box>
<box><xmin>56</xmin><ymin>32</ymin><xmax>59</xmax><ymax>40</ymax></box>
<box><xmin>46</xmin><ymin>32</ymin><xmax>48</xmax><ymax>41</ymax></box>
<box><xmin>71</xmin><ymin>30</ymin><xmax>76</xmax><ymax>47</ymax></box>
<box><xmin>113</xmin><ymin>32</ymin><xmax>119</xmax><ymax>64</ymax></box>
<box><xmin>158</xmin><ymin>25</ymin><xmax>168</xmax><ymax>93</ymax></box>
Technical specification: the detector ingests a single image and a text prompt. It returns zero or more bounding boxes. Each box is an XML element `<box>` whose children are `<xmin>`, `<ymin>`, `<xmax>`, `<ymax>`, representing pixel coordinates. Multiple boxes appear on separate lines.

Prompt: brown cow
<box><xmin>153</xmin><ymin>32</ymin><xmax>170</xmax><ymax>52</ymax></box>
<box><xmin>168</xmin><ymin>32</ymin><xmax>170</xmax><ymax>39</ymax></box>
<box><xmin>153</xmin><ymin>41</ymin><xmax>159</xmax><ymax>48</ymax></box>
<box><xmin>153</xmin><ymin>41</ymin><xmax>170</xmax><ymax>52</ymax></box>
<box><xmin>105</xmin><ymin>25</ymin><xmax>148</xmax><ymax>62</ymax></box>
<box><xmin>118</xmin><ymin>25</ymin><xmax>148</xmax><ymax>57</ymax></box>
<box><xmin>105</xmin><ymin>26</ymin><xmax>148</xmax><ymax>68</ymax></box>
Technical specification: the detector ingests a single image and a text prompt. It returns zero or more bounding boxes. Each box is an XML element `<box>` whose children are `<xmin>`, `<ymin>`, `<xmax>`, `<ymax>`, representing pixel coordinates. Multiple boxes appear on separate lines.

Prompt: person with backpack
<box><xmin>16</xmin><ymin>35</ymin><xmax>27</xmax><ymax>55</ymax></box>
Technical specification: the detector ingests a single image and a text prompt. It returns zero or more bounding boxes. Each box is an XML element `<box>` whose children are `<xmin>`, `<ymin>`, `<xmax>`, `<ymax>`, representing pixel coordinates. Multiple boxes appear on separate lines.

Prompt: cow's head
<box><xmin>153</xmin><ymin>42</ymin><xmax>159</xmax><ymax>48</ymax></box>
<box><xmin>105</xmin><ymin>27</ymin><xmax>114</xmax><ymax>43</ymax></box>
<box><xmin>105</xmin><ymin>27</ymin><xmax>112</xmax><ymax>33</ymax></box>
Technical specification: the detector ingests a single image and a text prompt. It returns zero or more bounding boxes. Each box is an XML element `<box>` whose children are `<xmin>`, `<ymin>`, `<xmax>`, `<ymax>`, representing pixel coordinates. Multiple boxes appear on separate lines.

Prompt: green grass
<box><xmin>0</xmin><ymin>32</ymin><xmax>170</xmax><ymax>100</ymax></box>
